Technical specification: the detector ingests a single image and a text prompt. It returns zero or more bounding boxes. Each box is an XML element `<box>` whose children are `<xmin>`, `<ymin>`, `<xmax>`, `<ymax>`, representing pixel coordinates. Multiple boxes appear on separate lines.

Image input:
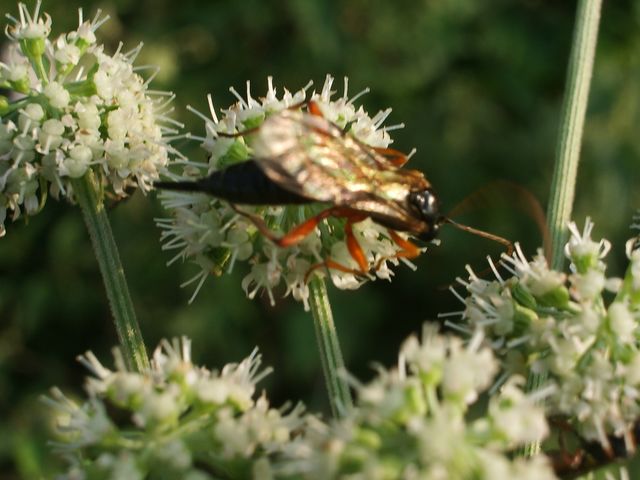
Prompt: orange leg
<box><xmin>344</xmin><ymin>220</ymin><xmax>369</xmax><ymax>272</ymax></box>
<box><xmin>373</xmin><ymin>147</ymin><xmax>409</xmax><ymax>167</ymax></box>
<box><xmin>303</xmin><ymin>216</ymin><xmax>371</xmax><ymax>282</ymax></box>
<box><xmin>387</xmin><ymin>230</ymin><xmax>422</xmax><ymax>258</ymax></box>
<box><xmin>231</xmin><ymin>204</ymin><xmax>366</xmax><ymax>249</ymax></box>
<box><xmin>374</xmin><ymin>229</ymin><xmax>422</xmax><ymax>271</ymax></box>
<box><xmin>231</xmin><ymin>204</ymin><xmax>372</xmax><ymax>280</ymax></box>
<box><xmin>230</xmin><ymin>204</ymin><xmax>337</xmax><ymax>247</ymax></box>
<box><xmin>304</xmin><ymin>258</ymin><xmax>371</xmax><ymax>284</ymax></box>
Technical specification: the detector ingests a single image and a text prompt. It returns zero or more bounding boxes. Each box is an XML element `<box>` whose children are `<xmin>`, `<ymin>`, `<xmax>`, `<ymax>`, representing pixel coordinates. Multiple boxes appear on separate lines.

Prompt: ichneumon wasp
<box><xmin>156</xmin><ymin>100</ymin><xmax>511</xmax><ymax>280</ymax></box>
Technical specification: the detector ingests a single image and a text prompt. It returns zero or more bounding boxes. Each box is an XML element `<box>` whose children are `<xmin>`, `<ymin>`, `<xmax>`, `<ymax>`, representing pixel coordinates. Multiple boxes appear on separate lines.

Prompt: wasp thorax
<box><xmin>408</xmin><ymin>189</ymin><xmax>441</xmax><ymax>241</ymax></box>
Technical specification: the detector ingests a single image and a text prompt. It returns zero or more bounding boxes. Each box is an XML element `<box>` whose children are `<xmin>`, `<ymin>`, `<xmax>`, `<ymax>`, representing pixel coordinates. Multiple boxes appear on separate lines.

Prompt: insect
<box><xmin>548</xmin><ymin>415</ymin><xmax>640</xmax><ymax>478</ymax></box>
<box><xmin>156</xmin><ymin>101</ymin><xmax>509</xmax><ymax>277</ymax></box>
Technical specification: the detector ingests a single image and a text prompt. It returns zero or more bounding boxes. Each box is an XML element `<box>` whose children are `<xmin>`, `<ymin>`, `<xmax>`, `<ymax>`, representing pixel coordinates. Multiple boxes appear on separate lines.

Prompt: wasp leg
<box><xmin>303</xmin><ymin>218</ymin><xmax>371</xmax><ymax>282</ymax></box>
<box><xmin>304</xmin><ymin>258</ymin><xmax>371</xmax><ymax>284</ymax></box>
<box><xmin>344</xmin><ymin>219</ymin><xmax>369</xmax><ymax>271</ymax></box>
<box><xmin>373</xmin><ymin>229</ymin><xmax>422</xmax><ymax>271</ymax></box>
<box><xmin>230</xmin><ymin>204</ymin><xmax>332</xmax><ymax>247</ymax></box>
<box><xmin>372</xmin><ymin>147</ymin><xmax>409</xmax><ymax>167</ymax></box>
<box><xmin>231</xmin><ymin>204</ymin><xmax>373</xmax><ymax>280</ymax></box>
<box><xmin>230</xmin><ymin>205</ymin><xmax>366</xmax><ymax>249</ymax></box>
<box><xmin>276</xmin><ymin>207</ymin><xmax>365</xmax><ymax>248</ymax></box>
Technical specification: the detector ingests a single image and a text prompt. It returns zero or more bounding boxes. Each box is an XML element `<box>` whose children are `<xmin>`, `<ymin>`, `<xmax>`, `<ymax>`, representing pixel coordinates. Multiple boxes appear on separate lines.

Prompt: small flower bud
<box><xmin>18</xmin><ymin>102</ymin><xmax>45</xmax><ymax>131</ymax></box>
<box><xmin>38</xmin><ymin>118</ymin><xmax>65</xmax><ymax>151</ymax></box>
<box><xmin>0</xmin><ymin>96</ymin><xmax>9</xmax><ymax>115</ymax></box>
<box><xmin>61</xmin><ymin>145</ymin><xmax>92</xmax><ymax>178</ymax></box>
<box><xmin>608</xmin><ymin>302</ymin><xmax>636</xmax><ymax>344</ymax></box>
<box><xmin>43</xmin><ymin>81</ymin><xmax>71</xmax><ymax>109</ymax></box>
<box><xmin>54</xmin><ymin>40</ymin><xmax>81</xmax><ymax>66</ymax></box>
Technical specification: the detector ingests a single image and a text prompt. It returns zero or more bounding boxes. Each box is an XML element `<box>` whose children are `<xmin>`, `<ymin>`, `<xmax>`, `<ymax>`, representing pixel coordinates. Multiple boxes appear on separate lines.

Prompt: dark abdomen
<box><xmin>156</xmin><ymin>160</ymin><xmax>312</xmax><ymax>205</ymax></box>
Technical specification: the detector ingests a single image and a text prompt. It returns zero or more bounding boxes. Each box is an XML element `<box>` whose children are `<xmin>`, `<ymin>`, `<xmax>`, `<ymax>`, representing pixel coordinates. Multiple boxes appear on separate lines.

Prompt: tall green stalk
<box><xmin>72</xmin><ymin>173</ymin><xmax>150</xmax><ymax>373</ymax></box>
<box><xmin>546</xmin><ymin>0</ymin><xmax>602</xmax><ymax>269</ymax></box>
<box><xmin>309</xmin><ymin>277</ymin><xmax>353</xmax><ymax>417</ymax></box>
<box><xmin>525</xmin><ymin>0</ymin><xmax>602</xmax><ymax>457</ymax></box>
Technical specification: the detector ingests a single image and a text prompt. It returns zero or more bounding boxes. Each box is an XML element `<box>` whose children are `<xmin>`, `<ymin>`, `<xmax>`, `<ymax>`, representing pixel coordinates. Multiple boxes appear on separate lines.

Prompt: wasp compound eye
<box><xmin>408</xmin><ymin>189</ymin><xmax>440</xmax><ymax>241</ymax></box>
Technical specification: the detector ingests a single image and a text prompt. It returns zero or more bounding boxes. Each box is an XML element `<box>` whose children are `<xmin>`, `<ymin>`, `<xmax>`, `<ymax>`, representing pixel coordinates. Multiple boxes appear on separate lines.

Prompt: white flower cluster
<box><xmin>46</xmin><ymin>330</ymin><xmax>556</xmax><ymax>479</ymax></box>
<box><xmin>0</xmin><ymin>2</ymin><xmax>177</xmax><ymax>236</ymax></box>
<box><xmin>157</xmin><ymin>75</ymin><xmax>423</xmax><ymax>308</ymax></box>
<box><xmin>448</xmin><ymin>218</ymin><xmax>640</xmax><ymax>453</ymax></box>
<box><xmin>280</xmin><ymin>326</ymin><xmax>553</xmax><ymax>480</ymax></box>
<box><xmin>44</xmin><ymin>337</ymin><xmax>309</xmax><ymax>479</ymax></box>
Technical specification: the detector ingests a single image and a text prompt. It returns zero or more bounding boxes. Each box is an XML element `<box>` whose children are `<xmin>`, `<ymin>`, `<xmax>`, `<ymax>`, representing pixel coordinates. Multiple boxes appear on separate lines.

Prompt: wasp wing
<box><xmin>251</xmin><ymin>109</ymin><xmax>430</xmax><ymax>233</ymax></box>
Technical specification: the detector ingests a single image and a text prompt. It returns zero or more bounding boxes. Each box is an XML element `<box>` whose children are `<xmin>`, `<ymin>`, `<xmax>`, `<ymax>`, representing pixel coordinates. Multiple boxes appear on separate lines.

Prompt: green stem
<box><xmin>72</xmin><ymin>173</ymin><xmax>149</xmax><ymax>373</ymax></box>
<box><xmin>526</xmin><ymin>0</ymin><xmax>602</xmax><ymax>458</ymax></box>
<box><xmin>308</xmin><ymin>277</ymin><xmax>353</xmax><ymax>417</ymax></box>
<box><xmin>32</xmin><ymin>55</ymin><xmax>49</xmax><ymax>86</ymax></box>
<box><xmin>546</xmin><ymin>0</ymin><xmax>602</xmax><ymax>270</ymax></box>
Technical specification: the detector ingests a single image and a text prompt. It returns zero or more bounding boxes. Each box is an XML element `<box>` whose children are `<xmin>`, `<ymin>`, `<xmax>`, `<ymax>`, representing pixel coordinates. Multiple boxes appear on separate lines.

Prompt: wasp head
<box><xmin>408</xmin><ymin>188</ymin><xmax>441</xmax><ymax>241</ymax></box>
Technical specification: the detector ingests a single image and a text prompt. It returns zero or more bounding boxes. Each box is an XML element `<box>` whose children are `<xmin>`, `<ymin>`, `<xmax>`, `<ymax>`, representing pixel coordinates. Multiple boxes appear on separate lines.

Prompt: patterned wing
<box><xmin>251</xmin><ymin>109</ymin><xmax>430</xmax><ymax>231</ymax></box>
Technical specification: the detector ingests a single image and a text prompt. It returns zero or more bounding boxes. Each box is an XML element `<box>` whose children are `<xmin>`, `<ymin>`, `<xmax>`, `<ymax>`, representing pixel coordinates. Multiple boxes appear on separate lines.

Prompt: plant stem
<box><xmin>72</xmin><ymin>173</ymin><xmax>150</xmax><ymax>373</ymax></box>
<box><xmin>308</xmin><ymin>277</ymin><xmax>353</xmax><ymax>417</ymax></box>
<box><xmin>526</xmin><ymin>0</ymin><xmax>602</xmax><ymax>458</ymax></box>
<box><xmin>546</xmin><ymin>0</ymin><xmax>602</xmax><ymax>270</ymax></box>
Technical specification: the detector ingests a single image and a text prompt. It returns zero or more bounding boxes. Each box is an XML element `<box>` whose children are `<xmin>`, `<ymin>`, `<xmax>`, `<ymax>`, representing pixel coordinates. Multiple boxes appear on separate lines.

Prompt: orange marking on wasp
<box><xmin>373</xmin><ymin>147</ymin><xmax>410</xmax><ymax>167</ymax></box>
<box><xmin>307</xmin><ymin>101</ymin><xmax>324</xmax><ymax>117</ymax></box>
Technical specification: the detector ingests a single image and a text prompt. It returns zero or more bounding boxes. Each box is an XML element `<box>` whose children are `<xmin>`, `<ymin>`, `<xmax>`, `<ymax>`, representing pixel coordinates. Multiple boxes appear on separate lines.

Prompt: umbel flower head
<box><xmin>447</xmin><ymin>218</ymin><xmax>640</xmax><ymax>455</ymax></box>
<box><xmin>0</xmin><ymin>2</ymin><xmax>178</xmax><ymax>236</ymax></box>
<box><xmin>157</xmin><ymin>75</ymin><xmax>425</xmax><ymax>309</ymax></box>
<box><xmin>44</xmin><ymin>337</ymin><xmax>310</xmax><ymax>479</ymax></box>
<box><xmin>45</xmin><ymin>330</ymin><xmax>555</xmax><ymax>479</ymax></box>
<box><xmin>280</xmin><ymin>326</ymin><xmax>554</xmax><ymax>480</ymax></box>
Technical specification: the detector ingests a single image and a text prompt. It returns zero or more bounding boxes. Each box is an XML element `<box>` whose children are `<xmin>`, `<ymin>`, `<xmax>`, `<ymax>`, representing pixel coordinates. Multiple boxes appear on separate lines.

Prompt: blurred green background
<box><xmin>2</xmin><ymin>0</ymin><xmax>640</xmax><ymax>477</ymax></box>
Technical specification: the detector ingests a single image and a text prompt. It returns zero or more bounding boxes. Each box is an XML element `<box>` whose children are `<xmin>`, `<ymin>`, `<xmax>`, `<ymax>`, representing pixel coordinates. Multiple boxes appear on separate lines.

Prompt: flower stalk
<box><xmin>527</xmin><ymin>0</ymin><xmax>603</xmax><ymax>457</ymax></box>
<box><xmin>546</xmin><ymin>0</ymin><xmax>602</xmax><ymax>270</ymax></box>
<box><xmin>309</xmin><ymin>277</ymin><xmax>353</xmax><ymax>417</ymax></box>
<box><xmin>72</xmin><ymin>173</ymin><xmax>149</xmax><ymax>372</ymax></box>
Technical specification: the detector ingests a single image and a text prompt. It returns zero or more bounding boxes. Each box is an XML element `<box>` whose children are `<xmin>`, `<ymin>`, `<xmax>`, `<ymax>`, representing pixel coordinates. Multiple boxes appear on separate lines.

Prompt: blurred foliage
<box><xmin>1</xmin><ymin>0</ymin><xmax>640</xmax><ymax>477</ymax></box>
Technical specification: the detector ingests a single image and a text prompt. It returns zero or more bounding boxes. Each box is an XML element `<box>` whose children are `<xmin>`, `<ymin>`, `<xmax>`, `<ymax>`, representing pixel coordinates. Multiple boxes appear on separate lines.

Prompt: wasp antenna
<box><xmin>442</xmin><ymin>217</ymin><xmax>513</xmax><ymax>256</ymax></box>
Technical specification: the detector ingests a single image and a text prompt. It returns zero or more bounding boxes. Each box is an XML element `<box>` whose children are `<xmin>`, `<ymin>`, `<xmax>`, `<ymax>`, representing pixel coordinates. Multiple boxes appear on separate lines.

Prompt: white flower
<box><xmin>158</xmin><ymin>75</ymin><xmax>423</xmax><ymax>307</ymax></box>
<box><xmin>0</xmin><ymin>3</ymin><xmax>178</xmax><ymax>235</ymax></box>
<box><xmin>488</xmin><ymin>377</ymin><xmax>549</xmax><ymax>445</ymax></box>
<box><xmin>53</xmin><ymin>38</ymin><xmax>81</xmax><ymax>65</ymax></box>
<box><xmin>625</xmin><ymin>239</ymin><xmax>640</xmax><ymax>292</ymax></box>
<box><xmin>18</xmin><ymin>103</ymin><xmax>44</xmax><ymax>130</ymax></box>
<box><xmin>280</xmin><ymin>327</ymin><xmax>554</xmax><ymax>479</ymax></box>
<box><xmin>608</xmin><ymin>302</ymin><xmax>636</xmax><ymax>344</ymax></box>
<box><xmin>571</xmin><ymin>268</ymin><xmax>606</xmax><ymax>301</ymax></box>
<box><xmin>60</xmin><ymin>145</ymin><xmax>92</xmax><ymax>178</ymax></box>
<box><xmin>241</xmin><ymin>245</ymin><xmax>283</xmax><ymax>306</ymax></box>
<box><xmin>565</xmin><ymin>218</ymin><xmax>611</xmax><ymax>271</ymax></box>
<box><xmin>449</xmin><ymin>219</ymin><xmax>640</xmax><ymax>452</ymax></box>
<box><xmin>5</xmin><ymin>1</ymin><xmax>51</xmax><ymax>41</ymax></box>
<box><xmin>503</xmin><ymin>245</ymin><xmax>566</xmax><ymax>298</ymax></box>
<box><xmin>45</xmin><ymin>338</ymin><xmax>307</xmax><ymax>478</ymax></box>
<box><xmin>328</xmin><ymin>241</ymin><xmax>366</xmax><ymax>290</ymax></box>
<box><xmin>441</xmin><ymin>335</ymin><xmax>498</xmax><ymax>404</ymax></box>
<box><xmin>43</xmin><ymin>81</ymin><xmax>71</xmax><ymax>109</ymax></box>
<box><xmin>38</xmin><ymin>118</ymin><xmax>65</xmax><ymax>152</ymax></box>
